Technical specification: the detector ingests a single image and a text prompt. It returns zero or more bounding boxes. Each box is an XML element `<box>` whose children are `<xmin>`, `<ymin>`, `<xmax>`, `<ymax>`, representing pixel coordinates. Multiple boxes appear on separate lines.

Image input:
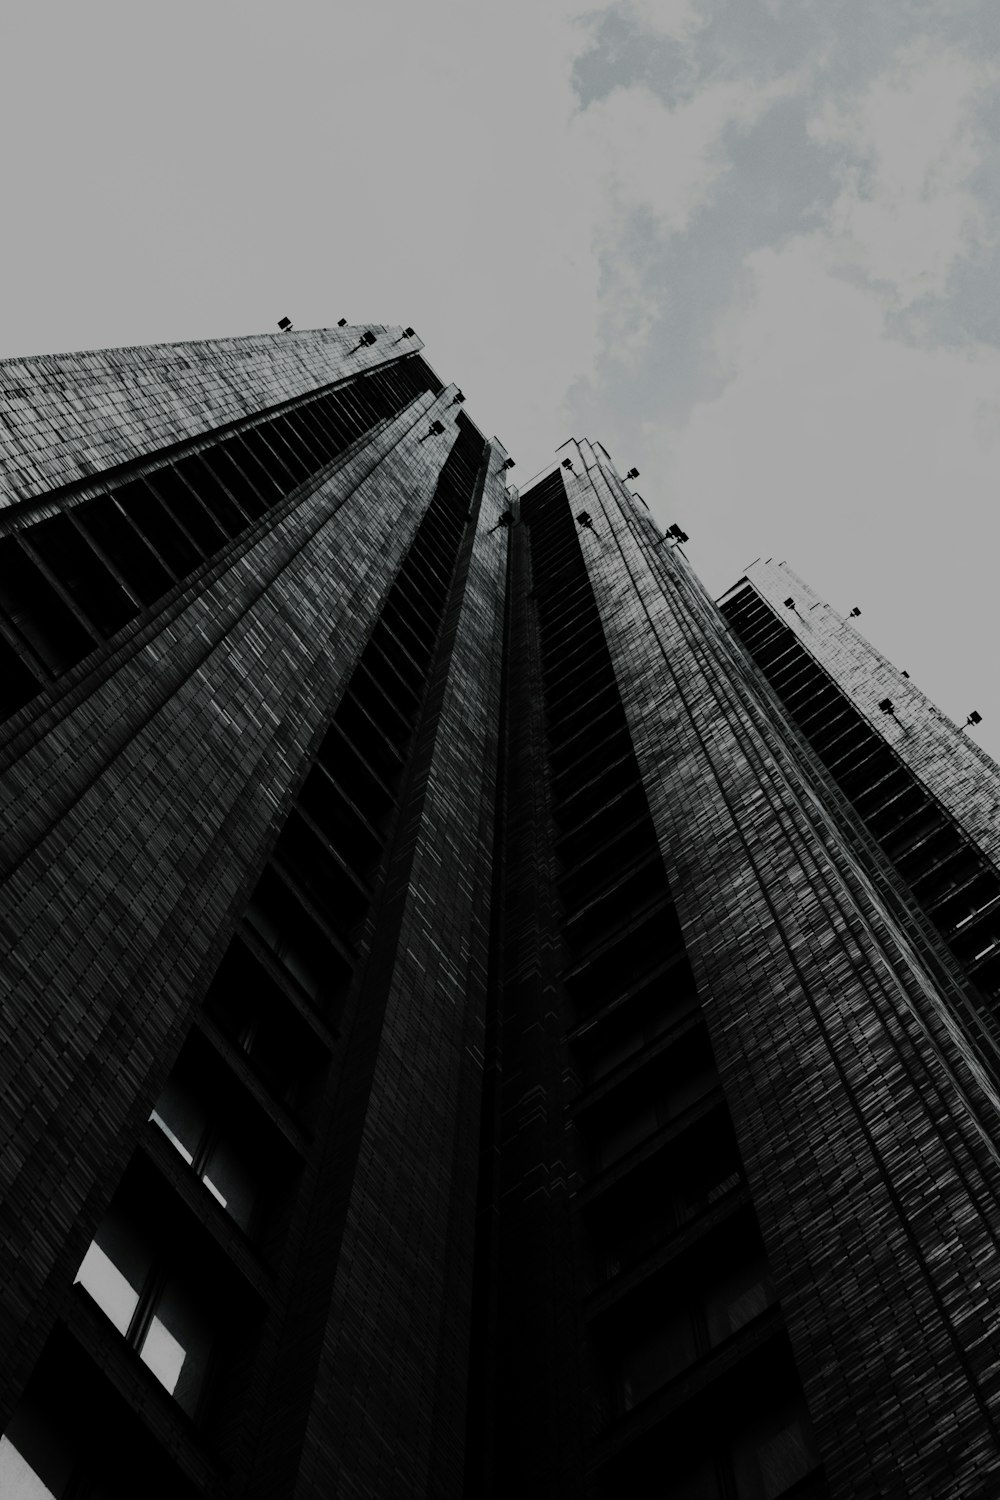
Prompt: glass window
<box><xmin>704</xmin><ymin>1256</ymin><xmax>775</xmax><ymax>1346</ymax></box>
<box><xmin>732</xmin><ymin>1401</ymin><xmax>821</xmax><ymax>1500</ymax></box>
<box><xmin>74</xmin><ymin>1206</ymin><xmax>152</xmax><ymax>1335</ymax></box>
<box><xmin>202</xmin><ymin>1137</ymin><xmax>257</xmax><ymax>1231</ymax></box>
<box><xmin>618</xmin><ymin>1308</ymin><xmax>697</xmax><ymax>1411</ymax></box>
<box><xmin>0</xmin><ymin>1435</ymin><xmax>59</xmax><ymax>1499</ymax></box>
<box><xmin>150</xmin><ymin>1076</ymin><xmax>259</xmax><ymax>1232</ymax></box>
<box><xmin>74</xmin><ymin>1210</ymin><xmax>216</xmax><ymax>1417</ymax></box>
<box><xmin>0</xmin><ymin>1398</ymin><xmax>75</xmax><ymax>1499</ymax></box>
<box><xmin>150</xmin><ymin>1077</ymin><xmax>207</xmax><ymax>1165</ymax></box>
<box><xmin>140</xmin><ymin>1274</ymin><xmax>215</xmax><ymax>1415</ymax></box>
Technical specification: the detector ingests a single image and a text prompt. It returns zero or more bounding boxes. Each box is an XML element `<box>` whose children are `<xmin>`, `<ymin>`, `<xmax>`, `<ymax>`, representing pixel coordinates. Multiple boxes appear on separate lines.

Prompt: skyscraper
<box><xmin>1</xmin><ymin>329</ymin><xmax>999</xmax><ymax>1499</ymax></box>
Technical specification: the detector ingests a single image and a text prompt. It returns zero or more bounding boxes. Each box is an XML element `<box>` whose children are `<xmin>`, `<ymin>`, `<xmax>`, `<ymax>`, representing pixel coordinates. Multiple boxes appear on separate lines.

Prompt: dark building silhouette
<box><xmin>1</xmin><ymin>332</ymin><xmax>1000</xmax><ymax>1499</ymax></box>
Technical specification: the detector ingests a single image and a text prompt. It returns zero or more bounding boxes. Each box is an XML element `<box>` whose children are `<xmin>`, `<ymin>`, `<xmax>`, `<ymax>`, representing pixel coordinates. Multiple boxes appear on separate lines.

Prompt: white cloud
<box><xmin>808</xmin><ymin>39</ymin><xmax>999</xmax><ymax>305</ymax></box>
<box><xmin>565</xmin><ymin>65</ymin><xmax>812</xmax><ymax>370</ymax></box>
<box><xmin>614</xmin><ymin>0</ymin><xmax>706</xmax><ymax>42</ymax></box>
<box><xmin>574</xmin><ymin>70</ymin><xmax>809</xmax><ymax>236</ymax></box>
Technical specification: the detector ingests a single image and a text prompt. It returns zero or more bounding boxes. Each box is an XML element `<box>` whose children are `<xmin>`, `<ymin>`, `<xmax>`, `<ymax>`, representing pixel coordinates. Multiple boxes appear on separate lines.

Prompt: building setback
<box><xmin>1</xmin><ymin>332</ymin><xmax>1000</xmax><ymax>1498</ymax></box>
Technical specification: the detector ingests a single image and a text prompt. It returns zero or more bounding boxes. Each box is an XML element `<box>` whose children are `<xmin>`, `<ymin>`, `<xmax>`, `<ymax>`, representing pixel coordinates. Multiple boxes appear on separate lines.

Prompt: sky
<box><xmin>2</xmin><ymin>0</ymin><xmax>1000</xmax><ymax>757</ymax></box>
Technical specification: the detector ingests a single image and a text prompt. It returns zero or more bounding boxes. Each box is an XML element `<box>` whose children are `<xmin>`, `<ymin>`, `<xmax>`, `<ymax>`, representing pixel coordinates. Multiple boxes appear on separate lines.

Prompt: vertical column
<box><xmin>570</xmin><ymin>440</ymin><xmax>1000</xmax><ymax>1497</ymax></box>
<box><xmin>284</xmin><ymin>437</ymin><xmax>510</xmax><ymax>1500</ymax></box>
<box><xmin>0</xmin><ymin>389</ymin><xmax>450</xmax><ymax>1435</ymax></box>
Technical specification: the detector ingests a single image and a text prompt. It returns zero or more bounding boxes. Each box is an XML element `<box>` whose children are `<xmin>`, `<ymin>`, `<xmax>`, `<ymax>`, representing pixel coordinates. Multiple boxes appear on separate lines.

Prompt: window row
<box><xmin>0</xmin><ymin>355</ymin><xmax>438</xmax><ymax>723</ymax></box>
<box><xmin>721</xmin><ymin>589</ymin><xmax>1000</xmax><ymax>1001</ymax></box>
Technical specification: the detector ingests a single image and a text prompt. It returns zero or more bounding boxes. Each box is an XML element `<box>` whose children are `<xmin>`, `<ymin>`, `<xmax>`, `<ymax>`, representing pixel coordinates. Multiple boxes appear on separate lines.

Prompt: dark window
<box><xmin>0</xmin><ymin>632</ymin><xmax>41</xmax><ymax>718</ymax></box>
<box><xmin>25</xmin><ymin>513</ymin><xmax>139</xmax><ymax>636</ymax></box>
<box><xmin>0</xmin><ymin>536</ymin><xmax>96</xmax><ymax>673</ymax></box>
<box><xmin>243</xmin><ymin>867</ymin><xmax>352</xmax><ymax>1012</ymax></box>
<box><xmin>73</xmin><ymin>494</ymin><xmax>174</xmax><ymax>605</ymax></box>
<box><xmin>204</xmin><ymin>938</ymin><xmax>328</xmax><ymax>1122</ymax></box>
<box><xmin>185</xmin><ymin>454</ymin><xmax>249</xmax><ymax>537</ymax></box>
<box><xmin>115</xmin><ymin>478</ymin><xmax>202</xmax><ymax>577</ymax></box>
<box><xmin>150</xmin><ymin>1075</ymin><xmax>258</xmax><ymax>1231</ymax></box>
<box><xmin>148</xmin><ymin>465</ymin><xmax>224</xmax><ymax>556</ymax></box>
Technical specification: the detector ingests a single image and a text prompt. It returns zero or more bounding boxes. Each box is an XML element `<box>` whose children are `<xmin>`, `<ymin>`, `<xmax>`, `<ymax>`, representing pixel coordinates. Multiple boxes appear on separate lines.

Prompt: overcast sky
<box><xmin>3</xmin><ymin>0</ymin><xmax>1000</xmax><ymax>757</ymax></box>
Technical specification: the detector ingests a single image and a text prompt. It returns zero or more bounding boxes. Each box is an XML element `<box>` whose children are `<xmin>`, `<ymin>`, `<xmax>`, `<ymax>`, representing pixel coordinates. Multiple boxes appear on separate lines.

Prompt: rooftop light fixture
<box><xmin>850</xmin><ymin>607</ymin><xmax>861</xmax><ymax>618</ymax></box>
<box><xmin>562</xmin><ymin>458</ymin><xmax>575</xmax><ymax>473</ymax></box>
<box><xmin>277</xmin><ymin>317</ymin><xmax>293</xmax><ymax>331</ymax></box>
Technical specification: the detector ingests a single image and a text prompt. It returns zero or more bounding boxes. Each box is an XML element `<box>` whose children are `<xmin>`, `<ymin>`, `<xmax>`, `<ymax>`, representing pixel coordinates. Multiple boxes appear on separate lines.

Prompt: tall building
<box><xmin>1</xmin><ymin>330</ymin><xmax>1000</xmax><ymax>1499</ymax></box>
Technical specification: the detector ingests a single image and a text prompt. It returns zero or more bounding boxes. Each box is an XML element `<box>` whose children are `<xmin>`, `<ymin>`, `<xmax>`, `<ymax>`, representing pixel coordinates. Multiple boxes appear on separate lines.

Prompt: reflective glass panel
<box><xmin>0</xmin><ymin>1437</ymin><xmax>57</xmax><ymax>1499</ymax></box>
<box><xmin>150</xmin><ymin>1076</ymin><xmax>208</xmax><ymax>1164</ymax></box>
<box><xmin>0</xmin><ymin>1398</ymin><xmax>76</xmax><ymax>1500</ymax></box>
<box><xmin>74</xmin><ymin>1208</ymin><xmax>152</xmax><ymax>1335</ymax></box>
<box><xmin>140</xmin><ymin>1275</ymin><xmax>214</xmax><ymax>1416</ymax></box>
<box><xmin>202</xmin><ymin>1136</ymin><xmax>257</xmax><ymax>1230</ymax></box>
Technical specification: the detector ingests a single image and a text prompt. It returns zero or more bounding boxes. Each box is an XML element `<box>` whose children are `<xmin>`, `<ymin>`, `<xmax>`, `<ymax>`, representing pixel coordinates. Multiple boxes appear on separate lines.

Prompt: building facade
<box><xmin>1</xmin><ymin>332</ymin><xmax>1000</xmax><ymax>1498</ymax></box>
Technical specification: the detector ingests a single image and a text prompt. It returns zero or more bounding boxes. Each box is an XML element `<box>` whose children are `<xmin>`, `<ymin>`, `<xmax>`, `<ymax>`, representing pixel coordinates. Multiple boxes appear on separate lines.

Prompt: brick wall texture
<box><xmin>732</xmin><ymin>558</ymin><xmax>1000</xmax><ymax>870</ymax></box>
<box><xmin>6</xmin><ymin>313</ymin><xmax>1000</xmax><ymax>1500</ymax></box>
<box><xmin>0</xmin><ymin>323</ymin><xmax>418</xmax><ymax>508</ymax></box>
<box><xmin>0</xmin><ymin>349</ymin><xmax>465</xmax><ymax>1451</ymax></box>
<box><xmin>561</xmin><ymin>439</ymin><xmax>1000</xmax><ymax>1498</ymax></box>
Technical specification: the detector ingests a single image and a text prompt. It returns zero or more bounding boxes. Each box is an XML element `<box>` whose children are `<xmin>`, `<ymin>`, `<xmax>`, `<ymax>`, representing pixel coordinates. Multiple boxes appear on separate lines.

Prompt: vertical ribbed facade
<box><xmin>487</xmin><ymin>442</ymin><xmax>1000</xmax><ymax>1497</ymax></box>
<box><xmin>3</xmin><ymin>327</ymin><xmax>1000</xmax><ymax>1498</ymax></box>
<box><xmin>0</xmin><ymin>327</ymin><xmax>509</xmax><ymax>1498</ymax></box>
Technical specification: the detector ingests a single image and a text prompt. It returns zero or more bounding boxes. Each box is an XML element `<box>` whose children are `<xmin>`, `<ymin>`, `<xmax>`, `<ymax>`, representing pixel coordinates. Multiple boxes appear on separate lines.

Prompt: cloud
<box><xmin>562</xmin><ymin>59</ymin><xmax>816</xmax><ymax>380</ymax></box>
<box><xmin>808</xmin><ymin>39</ymin><xmax>1000</xmax><ymax>306</ymax></box>
<box><xmin>574</xmin><ymin>72</ymin><xmax>806</xmax><ymax>233</ymax></box>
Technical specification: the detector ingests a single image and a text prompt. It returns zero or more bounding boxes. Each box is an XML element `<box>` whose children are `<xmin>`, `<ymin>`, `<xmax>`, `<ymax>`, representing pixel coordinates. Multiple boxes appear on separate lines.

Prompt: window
<box><xmin>150</xmin><ymin>1075</ymin><xmax>258</xmax><ymax>1230</ymax></box>
<box><xmin>704</xmin><ymin>1255</ymin><xmax>775</xmax><ymax>1344</ymax></box>
<box><xmin>731</xmin><ymin>1399</ymin><xmax>822</xmax><ymax>1500</ymax></box>
<box><xmin>591</xmin><ymin>1057</ymin><xmax>718</xmax><ymax>1172</ymax></box>
<box><xmin>74</xmin><ymin>1204</ymin><xmax>216</xmax><ymax>1416</ymax></box>
<box><xmin>618</xmin><ymin>1308</ymin><xmax>698</xmax><ymax>1410</ymax></box>
<box><xmin>205</xmin><ymin>939</ymin><xmax>327</xmax><ymax>1121</ymax></box>
<box><xmin>0</xmin><ymin>1429</ymin><xmax>68</xmax><ymax>1499</ymax></box>
<box><xmin>0</xmin><ymin>1341</ymin><xmax>201</xmax><ymax>1499</ymax></box>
